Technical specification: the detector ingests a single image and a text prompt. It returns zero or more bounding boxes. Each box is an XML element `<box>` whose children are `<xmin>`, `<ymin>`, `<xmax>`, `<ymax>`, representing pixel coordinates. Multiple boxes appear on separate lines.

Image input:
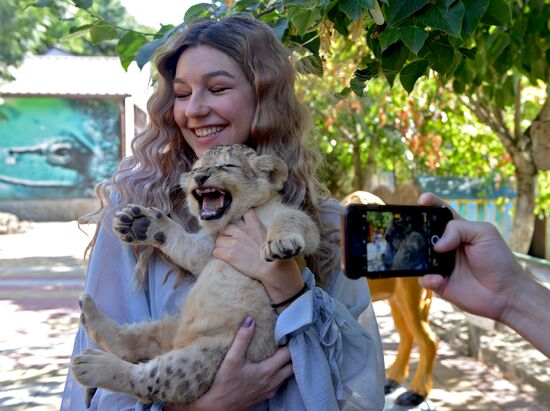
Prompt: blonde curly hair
<box><xmin>84</xmin><ymin>16</ymin><xmax>339</xmax><ymax>288</ymax></box>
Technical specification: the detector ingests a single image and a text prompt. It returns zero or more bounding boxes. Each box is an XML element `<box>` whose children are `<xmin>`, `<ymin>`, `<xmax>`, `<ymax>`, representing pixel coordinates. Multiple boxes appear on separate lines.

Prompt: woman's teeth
<box><xmin>195</xmin><ymin>126</ymin><xmax>225</xmax><ymax>137</ymax></box>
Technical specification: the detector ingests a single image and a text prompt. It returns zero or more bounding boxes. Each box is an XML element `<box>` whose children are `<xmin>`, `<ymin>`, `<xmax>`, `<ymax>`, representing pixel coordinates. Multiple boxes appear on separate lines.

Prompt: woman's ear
<box><xmin>251</xmin><ymin>155</ymin><xmax>289</xmax><ymax>191</ymax></box>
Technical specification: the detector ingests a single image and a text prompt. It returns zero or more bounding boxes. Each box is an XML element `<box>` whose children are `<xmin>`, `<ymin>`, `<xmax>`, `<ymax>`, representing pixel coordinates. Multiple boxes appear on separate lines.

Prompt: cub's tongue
<box><xmin>201</xmin><ymin>193</ymin><xmax>224</xmax><ymax>216</ymax></box>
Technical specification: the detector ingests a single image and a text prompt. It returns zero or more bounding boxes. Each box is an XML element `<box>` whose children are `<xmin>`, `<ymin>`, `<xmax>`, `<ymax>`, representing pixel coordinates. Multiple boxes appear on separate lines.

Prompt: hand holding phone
<box><xmin>341</xmin><ymin>204</ymin><xmax>455</xmax><ymax>279</ymax></box>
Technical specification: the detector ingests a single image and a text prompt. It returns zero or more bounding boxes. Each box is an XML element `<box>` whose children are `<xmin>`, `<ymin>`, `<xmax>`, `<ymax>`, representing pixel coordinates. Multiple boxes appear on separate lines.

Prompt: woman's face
<box><xmin>172</xmin><ymin>45</ymin><xmax>256</xmax><ymax>158</ymax></box>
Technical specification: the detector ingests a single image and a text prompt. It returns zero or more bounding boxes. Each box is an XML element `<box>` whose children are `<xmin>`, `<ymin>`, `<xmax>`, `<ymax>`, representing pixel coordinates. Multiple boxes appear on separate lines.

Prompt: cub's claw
<box><xmin>262</xmin><ymin>234</ymin><xmax>304</xmax><ymax>261</ymax></box>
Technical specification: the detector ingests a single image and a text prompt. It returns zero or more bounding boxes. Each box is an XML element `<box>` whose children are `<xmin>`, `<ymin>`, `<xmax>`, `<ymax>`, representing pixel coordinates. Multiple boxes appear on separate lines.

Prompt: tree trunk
<box><xmin>509</xmin><ymin>161</ymin><xmax>537</xmax><ymax>252</ymax></box>
<box><xmin>463</xmin><ymin>88</ymin><xmax>548</xmax><ymax>253</ymax></box>
<box><xmin>507</xmin><ymin>89</ymin><xmax>550</xmax><ymax>252</ymax></box>
<box><xmin>352</xmin><ymin>142</ymin><xmax>363</xmax><ymax>190</ymax></box>
<box><xmin>363</xmin><ymin>133</ymin><xmax>378</xmax><ymax>191</ymax></box>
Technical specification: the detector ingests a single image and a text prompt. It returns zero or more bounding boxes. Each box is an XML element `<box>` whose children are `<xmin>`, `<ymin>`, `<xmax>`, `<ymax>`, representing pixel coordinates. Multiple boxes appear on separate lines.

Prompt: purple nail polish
<box><xmin>243</xmin><ymin>316</ymin><xmax>253</xmax><ymax>327</ymax></box>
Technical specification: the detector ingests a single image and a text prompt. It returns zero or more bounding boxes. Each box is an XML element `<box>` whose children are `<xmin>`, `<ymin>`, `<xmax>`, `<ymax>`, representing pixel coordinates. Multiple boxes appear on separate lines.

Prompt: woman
<box><xmin>62</xmin><ymin>16</ymin><xmax>385</xmax><ymax>411</ymax></box>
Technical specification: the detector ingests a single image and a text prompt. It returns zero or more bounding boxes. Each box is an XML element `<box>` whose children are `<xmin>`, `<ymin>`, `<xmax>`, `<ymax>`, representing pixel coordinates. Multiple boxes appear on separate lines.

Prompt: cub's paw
<box><xmin>113</xmin><ymin>204</ymin><xmax>168</xmax><ymax>245</ymax></box>
<box><xmin>72</xmin><ymin>349</ymin><xmax>127</xmax><ymax>389</ymax></box>
<box><xmin>79</xmin><ymin>294</ymin><xmax>110</xmax><ymax>345</ymax></box>
<box><xmin>262</xmin><ymin>234</ymin><xmax>305</xmax><ymax>261</ymax></box>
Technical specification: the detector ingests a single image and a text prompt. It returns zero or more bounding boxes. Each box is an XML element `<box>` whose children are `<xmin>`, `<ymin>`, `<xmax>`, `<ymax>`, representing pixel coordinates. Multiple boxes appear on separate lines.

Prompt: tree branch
<box><xmin>513</xmin><ymin>76</ymin><xmax>522</xmax><ymax>141</ymax></box>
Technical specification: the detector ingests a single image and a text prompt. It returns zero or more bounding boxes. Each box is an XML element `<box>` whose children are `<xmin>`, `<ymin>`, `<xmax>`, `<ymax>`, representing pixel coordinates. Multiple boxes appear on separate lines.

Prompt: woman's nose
<box><xmin>185</xmin><ymin>93</ymin><xmax>210</xmax><ymax>118</ymax></box>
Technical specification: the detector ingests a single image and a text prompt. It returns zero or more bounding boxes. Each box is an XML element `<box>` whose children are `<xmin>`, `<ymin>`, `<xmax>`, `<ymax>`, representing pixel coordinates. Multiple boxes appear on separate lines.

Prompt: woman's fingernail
<box><xmin>243</xmin><ymin>316</ymin><xmax>253</xmax><ymax>328</ymax></box>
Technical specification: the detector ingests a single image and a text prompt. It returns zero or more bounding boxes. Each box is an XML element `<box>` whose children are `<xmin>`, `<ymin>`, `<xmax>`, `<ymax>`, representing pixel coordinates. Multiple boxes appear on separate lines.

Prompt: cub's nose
<box><xmin>194</xmin><ymin>174</ymin><xmax>209</xmax><ymax>186</ymax></box>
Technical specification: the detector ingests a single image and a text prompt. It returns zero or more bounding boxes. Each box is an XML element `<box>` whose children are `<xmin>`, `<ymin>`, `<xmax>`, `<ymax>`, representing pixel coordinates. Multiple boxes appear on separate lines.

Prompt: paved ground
<box><xmin>1</xmin><ymin>222</ymin><xmax>549</xmax><ymax>410</ymax></box>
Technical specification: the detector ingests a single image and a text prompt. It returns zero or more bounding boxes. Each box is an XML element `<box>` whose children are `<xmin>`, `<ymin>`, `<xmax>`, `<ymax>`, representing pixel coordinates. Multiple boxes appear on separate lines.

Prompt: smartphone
<box><xmin>341</xmin><ymin>204</ymin><xmax>455</xmax><ymax>279</ymax></box>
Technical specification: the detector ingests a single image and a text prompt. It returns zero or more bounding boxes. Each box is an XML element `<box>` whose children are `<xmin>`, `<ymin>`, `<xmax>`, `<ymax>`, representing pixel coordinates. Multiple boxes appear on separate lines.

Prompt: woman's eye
<box><xmin>175</xmin><ymin>93</ymin><xmax>190</xmax><ymax>99</ymax></box>
<box><xmin>210</xmin><ymin>87</ymin><xmax>229</xmax><ymax>94</ymax></box>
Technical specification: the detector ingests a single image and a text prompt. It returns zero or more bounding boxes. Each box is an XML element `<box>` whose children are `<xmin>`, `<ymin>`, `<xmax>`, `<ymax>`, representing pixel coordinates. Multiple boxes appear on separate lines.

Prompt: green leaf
<box><xmin>425</xmin><ymin>41</ymin><xmax>456</xmax><ymax>76</ymax></box>
<box><xmin>339</xmin><ymin>0</ymin><xmax>362</xmax><ymax>20</ymax></box>
<box><xmin>354</xmin><ymin>63</ymin><xmax>379</xmax><ymax>81</ymax></box>
<box><xmin>457</xmin><ymin>47</ymin><xmax>477</xmax><ymax>59</ymax></box>
<box><xmin>116</xmin><ymin>31</ymin><xmax>148</xmax><ymax>71</ymax></box>
<box><xmin>334</xmin><ymin>87</ymin><xmax>352</xmax><ymax>101</ymax></box>
<box><xmin>379</xmin><ymin>28</ymin><xmax>400</xmax><ymax>52</ymax></box>
<box><xmin>184</xmin><ymin>3</ymin><xmax>212</xmax><ymax>22</ymax></box>
<box><xmin>297</xmin><ymin>54</ymin><xmax>323</xmax><ymax>76</ymax></box>
<box><xmin>485</xmin><ymin>30</ymin><xmax>510</xmax><ymax>60</ymax></box>
<box><xmin>398</xmin><ymin>26</ymin><xmax>428</xmax><ymax>55</ymax></box>
<box><xmin>63</xmin><ymin>23</ymin><xmax>94</xmax><ymax>40</ymax></box>
<box><xmin>461</xmin><ymin>0</ymin><xmax>489</xmax><ymax>38</ymax></box>
<box><xmin>90</xmin><ymin>24</ymin><xmax>117</xmax><ymax>45</ymax></box>
<box><xmin>28</xmin><ymin>0</ymin><xmax>53</xmax><ymax>8</ymax></box>
<box><xmin>270</xmin><ymin>17</ymin><xmax>289</xmax><ymax>40</ymax></box>
<box><xmin>481</xmin><ymin>0</ymin><xmax>511</xmax><ymax>26</ymax></box>
<box><xmin>381</xmin><ymin>42</ymin><xmax>410</xmax><ymax>87</ymax></box>
<box><xmin>400</xmin><ymin>60</ymin><xmax>428</xmax><ymax>93</ymax></box>
<box><xmin>384</xmin><ymin>0</ymin><xmax>428</xmax><ymax>27</ymax></box>
<box><xmin>350</xmin><ymin>77</ymin><xmax>366</xmax><ymax>96</ymax></box>
<box><xmin>135</xmin><ymin>38</ymin><xmax>165</xmax><ymax>69</ymax></box>
<box><xmin>72</xmin><ymin>0</ymin><xmax>93</xmax><ymax>9</ymax></box>
<box><xmin>453</xmin><ymin>78</ymin><xmax>465</xmax><ymax>94</ymax></box>
<box><xmin>69</xmin><ymin>24</ymin><xmax>93</xmax><ymax>34</ymax></box>
<box><xmin>366</xmin><ymin>23</ymin><xmax>381</xmax><ymax>58</ymax></box>
<box><xmin>290</xmin><ymin>9</ymin><xmax>314</xmax><ymax>37</ymax></box>
<box><xmin>290</xmin><ymin>31</ymin><xmax>321</xmax><ymax>54</ymax></box>
<box><xmin>416</xmin><ymin>1</ymin><xmax>465</xmax><ymax>38</ymax></box>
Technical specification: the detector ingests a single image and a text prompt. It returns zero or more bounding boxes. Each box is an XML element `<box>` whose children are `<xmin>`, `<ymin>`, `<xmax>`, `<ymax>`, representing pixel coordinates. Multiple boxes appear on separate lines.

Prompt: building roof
<box><xmin>0</xmin><ymin>52</ymin><xmax>151</xmax><ymax>100</ymax></box>
<box><xmin>418</xmin><ymin>176</ymin><xmax>516</xmax><ymax>200</ymax></box>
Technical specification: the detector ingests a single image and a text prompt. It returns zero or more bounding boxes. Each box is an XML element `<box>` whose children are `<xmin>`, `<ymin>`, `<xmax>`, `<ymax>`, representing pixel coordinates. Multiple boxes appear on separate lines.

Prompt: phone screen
<box><xmin>342</xmin><ymin>204</ymin><xmax>455</xmax><ymax>279</ymax></box>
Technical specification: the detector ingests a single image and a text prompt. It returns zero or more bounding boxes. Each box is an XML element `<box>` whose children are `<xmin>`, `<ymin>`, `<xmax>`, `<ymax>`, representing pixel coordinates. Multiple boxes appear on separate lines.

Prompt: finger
<box><xmin>212</xmin><ymin>245</ymin><xmax>237</xmax><ymax>263</ymax></box>
<box><xmin>260</xmin><ymin>346</ymin><xmax>291</xmax><ymax>370</ymax></box>
<box><xmin>242</xmin><ymin>209</ymin><xmax>265</xmax><ymax>232</ymax></box>
<box><xmin>215</xmin><ymin>234</ymin><xmax>240</xmax><ymax>249</ymax></box>
<box><xmin>418</xmin><ymin>192</ymin><xmax>461</xmax><ymax>220</ymax></box>
<box><xmin>274</xmin><ymin>362</ymin><xmax>293</xmax><ymax>382</ymax></box>
<box><xmin>218</xmin><ymin>224</ymin><xmax>242</xmax><ymax>238</ymax></box>
<box><xmin>224</xmin><ymin>317</ymin><xmax>255</xmax><ymax>364</ymax></box>
<box><xmin>418</xmin><ymin>274</ymin><xmax>446</xmax><ymax>293</ymax></box>
<box><xmin>434</xmin><ymin>219</ymin><xmax>490</xmax><ymax>252</ymax></box>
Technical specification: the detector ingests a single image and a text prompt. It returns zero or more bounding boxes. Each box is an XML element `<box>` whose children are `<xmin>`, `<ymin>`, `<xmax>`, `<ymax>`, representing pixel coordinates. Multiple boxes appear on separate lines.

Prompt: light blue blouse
<box><xmin>61</xmin><ymin>201</ymin><xmax>385</xmax><ymax>411</ymax></box>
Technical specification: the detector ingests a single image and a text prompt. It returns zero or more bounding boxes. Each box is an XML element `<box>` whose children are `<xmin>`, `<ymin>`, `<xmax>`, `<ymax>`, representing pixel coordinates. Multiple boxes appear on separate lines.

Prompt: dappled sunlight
<box><xmin>1</xmin><ymin>300</ymin><xmax>80</xmax><ymax>410</ymax></box>
<box><xmin>369</xmin><ymin>297</ymin><xmax>550</xmax><ymax>410</ymax></box>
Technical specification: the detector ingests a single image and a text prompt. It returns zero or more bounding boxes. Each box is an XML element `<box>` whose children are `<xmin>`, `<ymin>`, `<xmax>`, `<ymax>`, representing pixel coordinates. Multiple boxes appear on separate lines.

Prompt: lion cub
<box><xmin>71</xmin><ymin>144</ymin><xmax>320</xmax><ymax>405</ymax></box>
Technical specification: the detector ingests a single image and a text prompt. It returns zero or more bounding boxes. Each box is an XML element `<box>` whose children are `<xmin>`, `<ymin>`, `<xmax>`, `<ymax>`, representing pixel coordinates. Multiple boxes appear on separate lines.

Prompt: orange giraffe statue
<box><xmin>341</xmin><ymin>185</ymin><xmax>438</xmax><ymax>407</ymax></box>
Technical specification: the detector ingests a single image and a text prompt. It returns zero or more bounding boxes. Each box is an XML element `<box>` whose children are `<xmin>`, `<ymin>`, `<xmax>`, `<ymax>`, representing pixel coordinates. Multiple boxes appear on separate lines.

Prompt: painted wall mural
<box><xmin>0</xmin><ymin>97</ymin><xmax>121</xmax><ymax>199</ymax></box>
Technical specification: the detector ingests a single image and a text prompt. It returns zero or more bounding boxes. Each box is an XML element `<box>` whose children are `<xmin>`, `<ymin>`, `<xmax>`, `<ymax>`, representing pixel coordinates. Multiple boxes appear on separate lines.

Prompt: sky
<box><xmin>120</xmin><ymin>0</ymin><xmax>202</xmax><ymax>28</ymax></box>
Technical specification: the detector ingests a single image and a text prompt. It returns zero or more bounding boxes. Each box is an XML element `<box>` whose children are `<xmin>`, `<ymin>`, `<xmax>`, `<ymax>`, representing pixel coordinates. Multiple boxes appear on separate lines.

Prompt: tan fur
<box><xmin>341</xmin><ymin>188</ymin><xmax>438</xmax><ymax>397</ymax></box>
<box><xmin>72</xmin><ymin>145</ymin><xmax>320</xmax><ymax>405</ymax></box>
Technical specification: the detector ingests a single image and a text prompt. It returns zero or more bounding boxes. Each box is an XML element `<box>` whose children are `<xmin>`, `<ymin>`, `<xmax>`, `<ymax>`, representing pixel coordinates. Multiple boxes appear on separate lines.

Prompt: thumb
<box><xmin>243</xmin><ymin>208</ymin><xmax>264</xmax><ymax>230</ymax></box>
<box><xmin>434</xmin><ymin>219</ymin><xmax>486</xmax><ymax>253</ymax></box>
<box><xmin>224</xmin><ymin>316</ymin><xmax>255</xmax><ymax>363</ymax></box>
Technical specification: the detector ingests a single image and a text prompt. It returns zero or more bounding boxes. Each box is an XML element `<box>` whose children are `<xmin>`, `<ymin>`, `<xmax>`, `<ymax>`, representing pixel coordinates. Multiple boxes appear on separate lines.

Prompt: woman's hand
<box><xmin>213</xmin><ymin>209</ymin><xmax>304</xmax><ymax>307</ymax></box>
<box><xmin>417</xmin><ymin>192</ymin><xmax>524</xmax><ymax>322</ymax></box>
<box><xmin>165</xmin><ymin>317</ymin><xmax>293</xmax><ymax>411</ymax></box>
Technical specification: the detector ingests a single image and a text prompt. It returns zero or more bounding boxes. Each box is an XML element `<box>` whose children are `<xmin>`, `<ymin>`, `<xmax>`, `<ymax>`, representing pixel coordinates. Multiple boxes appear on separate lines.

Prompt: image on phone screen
<box><xmin>342</xmin><ymin>205</ymin><xmax>455</xmax><ymax>279</ymax></box>
<box><xmin>367</xmin><ymin>210</ymin><xmax>430</xmax><ymax>272</ymax></box>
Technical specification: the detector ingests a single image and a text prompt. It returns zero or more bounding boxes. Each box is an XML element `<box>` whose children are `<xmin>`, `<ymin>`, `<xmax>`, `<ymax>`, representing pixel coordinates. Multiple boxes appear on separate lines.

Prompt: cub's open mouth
<box><xmin>193</xmin><ymin>187</ymin><xmax>232</xmax><ymax>220</ymax></box>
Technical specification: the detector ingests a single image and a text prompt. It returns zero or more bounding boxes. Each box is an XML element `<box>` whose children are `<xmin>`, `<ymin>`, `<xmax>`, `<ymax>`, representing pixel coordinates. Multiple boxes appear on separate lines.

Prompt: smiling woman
<box><xmin>61</xmin><ymin>15</ymin><xmax>385</xmax><ymax>411</ymax></box>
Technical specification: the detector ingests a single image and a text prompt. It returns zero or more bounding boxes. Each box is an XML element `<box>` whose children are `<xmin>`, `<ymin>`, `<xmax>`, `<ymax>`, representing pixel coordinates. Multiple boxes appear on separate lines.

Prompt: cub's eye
<box><xmin>219</xmin><ymin>164</ymin><xmax>239</xmax><ymax>169</ymax></box>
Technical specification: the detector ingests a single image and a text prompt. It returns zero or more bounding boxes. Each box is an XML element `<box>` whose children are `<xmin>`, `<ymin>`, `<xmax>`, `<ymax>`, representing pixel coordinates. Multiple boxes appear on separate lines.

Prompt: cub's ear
<box><xmin>251</xmin><ymin>155</ymin><xmax>289</xmax><ymax>191</ymax></box>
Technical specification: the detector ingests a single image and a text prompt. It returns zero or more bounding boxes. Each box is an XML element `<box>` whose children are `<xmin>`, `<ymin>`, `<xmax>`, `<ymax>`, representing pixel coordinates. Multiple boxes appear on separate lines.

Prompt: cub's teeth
<box><xmin>195</xmin><ymin>126</ymin><xmax>225</xmax><ymax>137</ymax></box>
